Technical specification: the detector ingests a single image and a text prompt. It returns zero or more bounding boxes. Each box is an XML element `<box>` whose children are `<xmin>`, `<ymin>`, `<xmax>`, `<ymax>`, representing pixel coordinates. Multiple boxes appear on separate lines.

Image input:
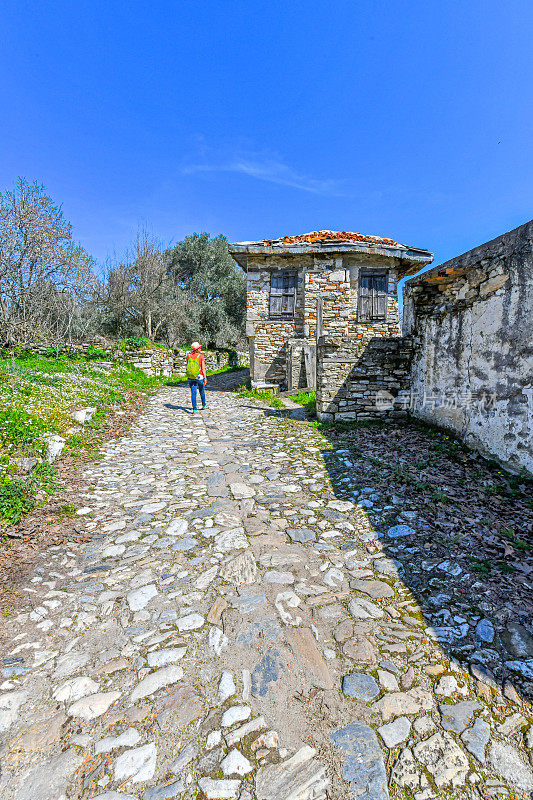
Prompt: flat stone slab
<box><xmin>461</xmin><ymin>718</ymin><xmax>491</xmax><ymax>763</ymax></box>
<box><xmin>386</xmin><ymin>524</ymin><xmax>415</xmax><ymax>538</ymax></box>
<box><xmin>143</xmin><ymin>780</ymin><xmax>185</xmax><ymax>800</ymax></box>
<box><xmin>166</xmin><ymin>518</ymin><xmax>189</xmax><ymax>536</ymax></box>
<box><xmin>127</xmin><ymin>584</ymin><xmax>158</xmax><ymax>611</ymax></box>
<box><xmin>348</xmin><ymin>597</ymin><xmax>384</xmax><ymax>619</ymax></box>
<box><xmin>413</xmin><ymin>733</ymin><xmax>469</xmax><ymax>788</ymax></box>
<box><xmin>371</xmin><ymin>688</ymin><xmax>433</xmax><ymax>721</ymax></box>
<box><xmin>95</xmin><ymin>727</ymin><xmax>141</xmax><ymax>754</ymax></box>
<box><xmin>331</xmin><ymin>721</ymin><xmax>389</xmax><ymax>799</ymax></box>
<box><xmin>350</xmin><ymin>579</ymin><xmax>395</xmax><ymax>599</ymax></box>
<box><xmin>287</xmin><ymin>527</ymin><xmax>316</xmax><ymax>543</ymax></box>
<box><xmin>232</xmin><ymin>593</ymin><xmax>267</xmax><ymax>614</ymax></box>
<box><xmin>147</xmin><ymin>648</ymin><xmax>187</xmax><ymax>668</ymax></box>
<box><xmin>13</xmin><ymin>749</ymin><xmax>83</xmax><ymax>800</ymax></box>
<box><xmin>214</xmin><ymin>528</ymin><xmax>249</xmax><ymax>552</ymax></box>
<box><xmin>114</xmin><ymin>743</ymin><xmax>157</xmax><ymax>783</ymax></box>
<box><xmin>53</xmin><ymin>676</ymin><xmax>99</xmax><ymax>703</ymax></box>
<box><xmin>130</xmin><ymin>666</ymin><xmax>184</xmax><ymax>702</ymax></box>
<box><xmin>171</xmin><ymin>537</ymin><xmax>197</xmax><ymax>552</ymax></box>
<box><xmin>439</xmin><ymin>700</ymin><xmax>481</xmax><ymax>733</ymax></box>
<box><xmin>229</xmin><ymin>482</ymin><xmax>255</xmax><ymax>499</ymax></box>
<box><xmin>342</xmin><ymin>672</ymin><xmax>380</xmax><ymax>701</ymax></box>
<box><xmin>197</xmin><ymin>779</ymin><xmax>240</xmax><ymax>799</ymax></box>
<box><xmin>220</xmin><ymin>551</ymin><xmax>257</xmax><ymax>585</ymax></box>
<box><xmin>255</xmin><ymin>745</ymin><xmax>328</xmax><ymax>800</ymax></box>
<box><xmin>488</xmin><ymin>740</ymin><xmax>533</xmax><ymax>793</ymax></box>
<box><xmin>251</xmin><ymin>649</ymin><xmax>284</xmax><ymax>697</ymax></box>
<box><xmin>0</xmin><ymin>690</ymin><xmax>28</xmax><ymax>733</ymax></box>
<box><xmin>378</xmin><ymin>717</ymin><xmax>411</xmax><ymax>748</ymax></box>
<box><xmin>68</xmin><ymin>691</ymin><xmax>121</xmax><ymax>720</ymax></box>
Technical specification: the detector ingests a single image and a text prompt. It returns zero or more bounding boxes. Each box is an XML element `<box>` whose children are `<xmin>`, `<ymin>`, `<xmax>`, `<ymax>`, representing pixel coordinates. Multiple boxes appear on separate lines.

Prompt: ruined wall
<box><xmin>403</xmin><ymin>220</ymin><xmax>533</xmax><ymax>475</ymax></box>
<box><xmin>12</xmin><ymin>344</ymin><xmax>248</xmax><ymax>378</ymax></box>
<box><xmin>125</xmin><ymin>348</ymin><xmax>174</xmax><ymax>376</ymax></box>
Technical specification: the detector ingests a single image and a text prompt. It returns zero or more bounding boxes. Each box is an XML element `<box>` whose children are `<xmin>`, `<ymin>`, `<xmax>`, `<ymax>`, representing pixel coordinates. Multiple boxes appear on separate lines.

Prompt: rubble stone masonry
<box><xmin>247</xmin><ymin>253</ymin><xmax>405</xmax><ymax>388</ymax></box>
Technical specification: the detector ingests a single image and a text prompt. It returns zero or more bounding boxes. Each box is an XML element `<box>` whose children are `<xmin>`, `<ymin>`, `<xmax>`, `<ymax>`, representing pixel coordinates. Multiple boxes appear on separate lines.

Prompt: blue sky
<box><xmin>1</xmin><ymin>0</ymin><xmax>532</xmax><ymax>275</ymax></box>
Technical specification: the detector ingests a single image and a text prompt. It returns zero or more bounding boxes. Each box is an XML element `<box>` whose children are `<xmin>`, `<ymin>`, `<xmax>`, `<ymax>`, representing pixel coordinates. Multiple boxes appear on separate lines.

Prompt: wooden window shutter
<box><xmin>269</xmin><ymin>273</ymin><xmax>283</xmax><ymax>316</ymax></box>
<box><xmin>358</xmin><ymin>271</ymin><xmax>388</xmax><ymax>321</ymax></box>
<box><xmin>270</xmin><ymin>271</ymin><xmax>297</xmax><ymax>316</ymax></box>
<box><xmin>283</xmin><ymin>272</ymin><xmax>297</xmax><ymax>314</ymax></box>
<box><xmin>373</xmin><ymin>273</ymin><xmax>388</xmax><ymax>320</ymax></box>
<box><xmin>358</xmin><ymin>273</ymin><xmax>372</xmax><ymax>321</ymax></box>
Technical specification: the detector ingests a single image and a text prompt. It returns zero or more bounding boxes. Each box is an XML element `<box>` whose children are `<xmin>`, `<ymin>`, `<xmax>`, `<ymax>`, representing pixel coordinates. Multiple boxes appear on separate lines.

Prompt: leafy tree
<box><xmin>166</xmin><ymin>233</ymin><xmax>246</xmax><ymax>348</ymax></box>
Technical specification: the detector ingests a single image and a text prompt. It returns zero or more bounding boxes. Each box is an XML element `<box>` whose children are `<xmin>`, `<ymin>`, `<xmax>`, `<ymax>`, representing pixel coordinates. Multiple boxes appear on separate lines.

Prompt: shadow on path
<box><xmin>319</xmin><ymin>418</ymin><xmax>533</xmax><ymax>702</ymax></box>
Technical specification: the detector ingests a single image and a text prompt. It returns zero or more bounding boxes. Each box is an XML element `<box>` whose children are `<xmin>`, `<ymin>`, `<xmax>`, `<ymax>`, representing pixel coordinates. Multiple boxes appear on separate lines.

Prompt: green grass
<box><xmin>288</xmin><ymin>389</ymin><xmax>316</xmax><ymax>415</ymax></box>
<box><xmin>500</xmin><ymin>527</ymin><xmax>532</xmax><ymax>552</ymax></box>
<box><xmin>236</xmin><ymin>383</ymin><xmax>284</xmax><ymax>409</ymax></box>
<box><xmin>467</xmin><ymin>556</ymin><xmax>492</xmax><ymax>578</ymax></box>
<box><xmin>0</xmin><ymin>463</ymin><xmax>56</xmax><ymax>524</ymax></box>
<box><xmin>0</xmin><ymin>354</ymin><xmax>171</xmax><ymax>526</ymax></box>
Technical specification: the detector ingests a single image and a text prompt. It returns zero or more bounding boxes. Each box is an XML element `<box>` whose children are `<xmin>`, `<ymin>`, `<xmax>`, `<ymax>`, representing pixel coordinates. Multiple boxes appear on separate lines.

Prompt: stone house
<box><xmin>229</xmin><ymin>230</ymin><xmax>433</xmax><ymax>391</ymax></box>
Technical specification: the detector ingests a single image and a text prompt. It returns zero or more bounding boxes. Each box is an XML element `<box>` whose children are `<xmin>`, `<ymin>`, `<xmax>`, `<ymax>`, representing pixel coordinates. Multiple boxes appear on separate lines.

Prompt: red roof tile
<box><xmin>269</xmin><ymin>230</ymin><xmax>399</xmax><ymax>247</ymax></box>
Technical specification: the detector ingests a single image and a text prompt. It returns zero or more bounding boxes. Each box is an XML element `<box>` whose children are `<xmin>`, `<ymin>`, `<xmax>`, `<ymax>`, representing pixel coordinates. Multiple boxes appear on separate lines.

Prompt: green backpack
<box><xmin>186</xmin><ymin>354</ymin><xmax>201</xmax><ymax>379</ymax></box>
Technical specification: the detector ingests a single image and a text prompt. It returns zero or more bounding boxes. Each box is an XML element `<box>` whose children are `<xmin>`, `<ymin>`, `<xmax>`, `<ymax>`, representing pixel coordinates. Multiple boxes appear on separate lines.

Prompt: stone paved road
<box><xmin>1</xmin><ymin>381</ymin><xmax>532</xmax><ymax>800</ymax></box>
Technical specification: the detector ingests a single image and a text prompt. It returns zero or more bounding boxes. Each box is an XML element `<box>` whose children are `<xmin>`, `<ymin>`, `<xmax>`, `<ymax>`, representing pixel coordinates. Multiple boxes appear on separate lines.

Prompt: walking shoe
<box><xmin>202</xmin><ymin>403</ymin><xmax>208</xmax><ymax>410</ymax></box>
<box><xmin>192</xmin><ymin>409</ymin><xmax>198</xmax><ymax>413</ymax></box>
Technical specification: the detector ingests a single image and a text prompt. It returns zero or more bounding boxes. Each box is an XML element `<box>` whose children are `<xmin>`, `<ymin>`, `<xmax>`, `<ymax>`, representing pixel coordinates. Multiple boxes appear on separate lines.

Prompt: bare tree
<box><xmin>100</xmin><ymin>228</ymin><xmax>177</xmax><ymax>341</ymax></box>
<box><xmin>0</xmin><ymin>178</ymin><xmax>96</xmax><ymax>347</ymax></box>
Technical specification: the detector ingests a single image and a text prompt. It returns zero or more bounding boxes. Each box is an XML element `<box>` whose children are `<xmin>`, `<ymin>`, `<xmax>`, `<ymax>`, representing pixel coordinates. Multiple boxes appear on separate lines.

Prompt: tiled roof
<box><xmin>229</xmin><ymin>230</ymin><xmax>434</xmax><ymax>270</ymax></box>
<box><xmin>266</xmin><ymin>230</ymin><xmax>399</xmax><ymax>247</ymax></box>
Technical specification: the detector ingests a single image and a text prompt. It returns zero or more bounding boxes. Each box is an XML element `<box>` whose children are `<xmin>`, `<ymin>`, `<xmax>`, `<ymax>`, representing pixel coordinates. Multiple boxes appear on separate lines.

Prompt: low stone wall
<box><xmin>4</xmin><ymin>344</ymin><xmax>248</xmax><ymax>377</ymax></box>
<box><xmin>172</xmin><ymin>349</ymin><xmax>248</xmax><ymax>375</ymax></box>
<box><xmin>316</xmin><ymin>335</ymin><xmax>413</xmax><ymax>421</ymax></box>
<box><xmin>124</xmin><ymin>349</ymin><xmax>174</xmax><ymax>376</ymax></box>
<box><xmin>403</xmin><ymin>221</ymin><xmax>533</xmax><ymax>474</ymax></box>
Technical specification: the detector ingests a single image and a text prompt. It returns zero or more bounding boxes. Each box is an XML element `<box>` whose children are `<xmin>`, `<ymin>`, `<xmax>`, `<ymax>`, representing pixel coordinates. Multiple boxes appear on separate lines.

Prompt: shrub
<box><xmin>86</xmin><ymin>345</ymin><xmax>109</xmax><ymax>359</ymax></box>
<box><xmin>121</xmin><ymin>336</ymin><xmax>152</xmax><ymax>351</ymax></box>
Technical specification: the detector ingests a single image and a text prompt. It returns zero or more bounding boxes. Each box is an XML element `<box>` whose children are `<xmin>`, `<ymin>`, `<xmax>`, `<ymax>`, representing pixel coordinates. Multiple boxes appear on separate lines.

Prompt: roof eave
<box><xmin>229</xmin><ymin>241</ymin><xmax>433</xmax><ymax>269</ymax></box>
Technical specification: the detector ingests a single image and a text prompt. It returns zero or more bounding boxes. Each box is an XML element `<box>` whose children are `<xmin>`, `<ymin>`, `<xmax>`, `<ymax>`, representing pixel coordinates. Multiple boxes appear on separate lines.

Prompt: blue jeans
<box><xmin>188</xmin><ymin>378</ymin><xmax>206</xmax><ymax>411</ymax></box>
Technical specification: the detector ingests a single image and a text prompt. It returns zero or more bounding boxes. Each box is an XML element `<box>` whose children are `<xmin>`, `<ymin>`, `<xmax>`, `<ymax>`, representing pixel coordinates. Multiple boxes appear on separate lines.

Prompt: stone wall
<box><xmin>403</xmin><ymin>220</ymin><xmax>533</xmax><ymax>475</ymax></box>
<box><xmin>316</xmin><ymin>335</ymin><xmax>413</xmax><ymax>421</ymax></box>
<box><xmin>6</xmin><ymin>343</ymin><xmax>248</xmax><ymax>378</ymax></box>
<box><xmin>309</xmin><ymin>255</ymin><xmax>407</xmax><ymax>420</ymax></box>
<box><xmin>246</xmin><ymin>253</ymin><xmax>403</xmax><ymax>388</ymax></box>
<box><xmin>125</xmin><ymin>349</ymin><xmax>174</xmax><ymax>376</ymax></box>
<box><xmin>246</xmin><ymin>257</ymin><xmax>306</xmax><ymax>385</ymax></box>
<box><xmin>172</xmin><ymin>349</ymin><xmax>248</xmax><ymax>375</ymax></box>
<box><xmin>305</xmin><ymin>254</ymin><xmax>401</xmax><ymax>340</ymax></box>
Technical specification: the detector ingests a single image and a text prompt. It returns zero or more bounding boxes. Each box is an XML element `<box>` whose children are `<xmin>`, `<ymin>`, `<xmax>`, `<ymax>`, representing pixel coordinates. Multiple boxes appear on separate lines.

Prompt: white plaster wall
<box><xmin>407</xmin><ymin>221</ymin><xmax>533</xmax><ymax>475</ymax></box>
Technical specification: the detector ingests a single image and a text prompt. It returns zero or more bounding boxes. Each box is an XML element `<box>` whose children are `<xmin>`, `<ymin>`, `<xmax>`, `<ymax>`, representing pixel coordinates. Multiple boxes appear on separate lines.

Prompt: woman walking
<box><xmin>186</xmin><ymin>342</ymin><xmax>208</xmax><ymax>413</ymax></box>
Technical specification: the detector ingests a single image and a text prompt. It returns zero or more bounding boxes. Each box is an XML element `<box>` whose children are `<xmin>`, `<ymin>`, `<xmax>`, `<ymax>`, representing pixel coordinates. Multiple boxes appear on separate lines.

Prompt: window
<box><xmin>269</xmin><ymin>271</ymin><xmax>297</xmax><ymax>317</ymax></box>
<box><xmin>358</xmin><ymin>270</ymin><xmax>388</xmax><ymax>321</ymax></box>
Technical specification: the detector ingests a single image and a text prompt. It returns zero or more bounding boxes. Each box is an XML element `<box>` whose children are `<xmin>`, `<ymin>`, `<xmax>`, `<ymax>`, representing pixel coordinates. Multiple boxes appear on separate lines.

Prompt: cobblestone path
<box><xmin>1</xmin><ymin>381</ymin><xmax>532</xmax><ymax>800</ymax></box>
